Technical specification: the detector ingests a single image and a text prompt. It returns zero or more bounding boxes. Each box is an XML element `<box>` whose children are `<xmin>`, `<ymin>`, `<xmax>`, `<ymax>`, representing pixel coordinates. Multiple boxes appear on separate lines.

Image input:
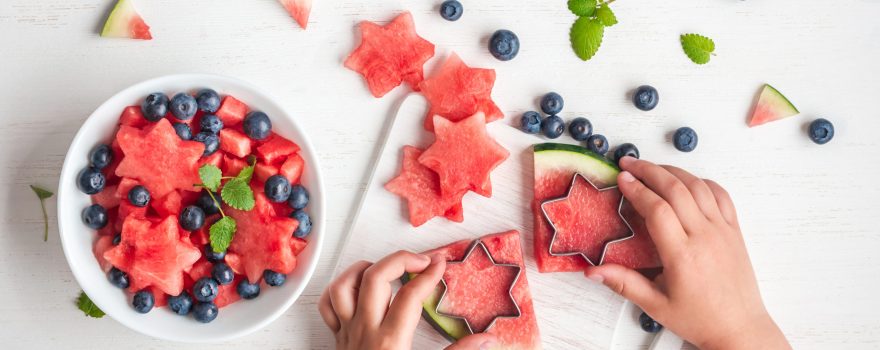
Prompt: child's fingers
<box><xmin>318</xmin><ymin>288</ymin><xmax>341</xmax><ymax>332</ymax></box>
<box><xmin>383</xmin><ymin>256</ymin><xmax>446</xmax><ymax>335</ymax></box>
<box><xmin>444</xmin><ymin>332</ymin><xmax>499</xmax><ymax>350</ymax></box>
<box><xmin>355</xmin><ymin>251</ymin><xmax>432</xmax><ymax>327</ymax></box>
<box><xmin>619</xmin><ymin>157</ymin><xmax>706</xmax><ymax>232</ymax></box>
<box><xmin>618</xmin><ymin>170</ymin><xmax>687</xmax><ymax>256</ymax></box>
<box><xmin>704</xmin><ymin>179</ymin><xmax>739</xmax><ymax>229</ymax></box>
<box><xmin>329</xmin><ymin>260</ymin><xmax>372</xmax><ymax>325</ymax></box>
<box><xmin>661</xmin><ymin>165</ymin><xmax>722</xmax><ymax>221</ymax></box>
<box><xmin>585</xmin><ymin>264</ymin><xmax>668</xmax><ymax>317</ymax></box>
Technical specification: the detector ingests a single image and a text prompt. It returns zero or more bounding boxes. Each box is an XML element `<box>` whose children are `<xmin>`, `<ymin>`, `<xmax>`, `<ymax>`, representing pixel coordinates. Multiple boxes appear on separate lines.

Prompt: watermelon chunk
<box><xmin>199</xmin><ymin>151</ymin><xmax>224</xmax><ymax>169</ymax></box>
<box><xmin>279</xmin><ymin>154</ymin><xmax>305</xmax><ymax>184</ymax></box>
<box><xmin>186</xmin><ymin>260</ymin><xmax>242</xmax><ymax>308</ymax></box>
<box><xmin>748</xmin><ymin>84</ymin><xmax>800</xmax><ymax>127</ymax></box>
<box><xmin>222</xmin><ymin>155</ymin><xmax>248</xmax><ymax>177</ymax></box>
<box><xmin>419</xmin><ymin>53</ymin><xmax>503</xmax><ymax>131</ymax></box>
<box><xmin>151</xmin><ymin>190</ymin><xmax>182</xmax><ymax>218</ymax></box>
<box><xmin>344</xmin><ymin>12</ymin><xmax>435</xmax><ymax>98</ymax></box>
<box><xmin>119</xmin><ymin>106</ymin><xmax>149</xmax><ymax>128</ymax></box>
<box><xmin>226</xmin><ymin>194</ymin><xmax>300</xmax><ymax>283</ymax></box>
<box><xmin>92</xmin><ymin>184</ymin><xmax>120</xmax><ymax>209</ymax></box>
<box><xmin>216</xmin><ymin>96</ymin><xmax>248</xmax><ymax>126</ymax></box>
<box><xmin>219</xmin><ymin>129</ymin><xmax>253</xmax><ymax>158</ymax></box>
<box><xmin>101</xmin><ymin>0</ymin><xmax>152</xmax><ymax>40</ymax></box>
<box><xmin>256</xmin><ymin>134</ymin><xmax>301</xmax><ymax>164</ymax></box>
<box><xmin>254</xmin><ymin>162</ymin><xmax>279</xmax><ymax>183</ymax></box>
<box><xmin>385</xmin><ymin>146</ymin><xmax>466</xmax><ymax>227</ymax></box>
<box><xmin>278</xmin><ymin>0</ymin><xmax>312</xmax><ymax>29</ymax></box>
<box><xmin>93</xmin><ymin>235</ymin><xmax>116</xmax><ymax>272</ymax></box>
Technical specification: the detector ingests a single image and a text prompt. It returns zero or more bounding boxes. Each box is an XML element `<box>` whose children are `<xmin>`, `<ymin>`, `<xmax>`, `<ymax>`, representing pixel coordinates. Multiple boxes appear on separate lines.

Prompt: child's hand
<box><xmin>318</xmin><ymin>251</ymin><xmax>499</xmax><ymax>350</ymax></box>
<box><xmin>586</xmin><ymin>157</ymin><xmax>791</xmax><ymax>350</ymax></box>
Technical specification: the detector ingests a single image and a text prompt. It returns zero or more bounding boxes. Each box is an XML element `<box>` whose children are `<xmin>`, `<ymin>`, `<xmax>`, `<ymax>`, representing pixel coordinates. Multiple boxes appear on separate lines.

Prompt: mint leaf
<box><xmin>209</xmin><ymin>216</ymin><xmax>236</xmax><ymax>253</ymax></box>
<box><xmin>680</xmin><ymin>33</ymin><xmax>715</xmax><ymax>64</ymax></box>
<box><xmin>221</xmin><ymin>178</ymin><xmax>255</xmax><ymax>211</ymax></box>
<box><xmin>30</xmin><ymin>185</ymin><xmax>53</xmax><ymax>199</ymax></box>
<box><xmin>570</xmin><ymin>17</ymin><xmax>605</xmax><ymax>61</ymax></box>
<box><xmin>30</xmin><ymin>185</ymin><xmax>53</xmax><ymax>242</ymax></box>
<box><xmin>236</xmin><ymin>164</ymin><xmax>255</xmax><ymax>183</ymax></box>
<box><xmin>567</xmin><ymin>0</ymin><xmax>596</xmax><ymax>16</ymax></box>
<box><xmin>77</xmin><ymin>291</ymin><xmax>105</xmax><ymax>318</ymax></box>
<box><xmin>596</xmin><ymin>3</ymin><xmax>617</xmax><ymax>26</ymax></box>
<box><xmin>199</xmin><ymin>165</ymin><xmax>222</xmax><ymax>192</ymax></box>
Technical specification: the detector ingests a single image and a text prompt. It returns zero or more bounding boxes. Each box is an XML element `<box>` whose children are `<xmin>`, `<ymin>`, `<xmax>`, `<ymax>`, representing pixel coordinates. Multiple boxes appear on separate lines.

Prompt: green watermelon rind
<box><xmin>534</xmin><ymin>143</ymin><xmax>620</xmax><ymax>187</ymax></box>
<box><xmin>400</xmin><ymin>273</ymin><xmax>470</xmax><ymax>341</ymax></box>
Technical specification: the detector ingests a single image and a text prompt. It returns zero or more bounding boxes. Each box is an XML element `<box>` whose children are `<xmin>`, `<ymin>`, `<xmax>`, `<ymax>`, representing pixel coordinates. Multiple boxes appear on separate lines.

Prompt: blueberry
<box><xmin>127</xmin><ymin>185</ymin><xmax>150</xmax><ymax>207</ymax></box>
<box><xmin>108</xmin><ymin>267</ymin><xmax>129</xmax><ymax>289</ymax></box>
<box><xmin>192</xmin><ymin>302</ymin><xmax>218</xmax><ymax>323</ymax></box>
<box><xmin>192</xmin><ymin>277</ymin><xmax>219</xmax><ymax>303</ymax></box>
<box><xmin>196</xmin><ymin>191</ymin><xmax>221</xmax><ymax>216</ymax></box>
<box><xmin>263</xmin><ymin>270</ymin><xmax>286</xmax><ymax>287</ymax></box>
<box><xmin>199</xmin><ymin>114</ymin><xmax>224</xmax><ymax>134</ymax></box>
<box><xmin>612</xmin><ymin>143</ymin><xmax>640</xmax><ymax>166</ymax></box>
<box><xmin>193</xmin><ymin>131</ymin><xmax>220</xmax><ymax>156</ymax></box>
<box><xmin>639</xmin><ymin>312</ymin><xmax>663</xmax><ymax>333</ymax></box>
<box><xmin>540</xmin><ymin>92</ymin><xmax>564</xmax><ymax>115</ymax></box>
<box><xmin>265</xmin><ymin>175</ymin><xmax>291</xmax><ymax>203</ymax></box>
<box><xmin>243</xmin><ymin>111</ymin><xmax>272</xmax><ymax>141</ymax></box>
<box><xmin>673</xmin><ymin>127</ymin><xmax>698</xmax><ymax>152</ymax></box>
<box><xmin>179</xmin><ymin>205</ymin><xmax>206</xmax><ymax>231</ymax></box>
<box><xmin>167</xmin><ymin>293</ymin><xmax>193</xmax><ymax>315</ymax></box>
<box><xmin>132</xmin><ymin>290</ymin><xmax>155</xmax><ymax>314</ymax></box>
<box><xmin>288</xmin><ymin>185</ymin><xmax>310</xmax><ymax>210</ymax></box>
<box><xmin>587</xmin><ymin>134</ymin><xmax>609</xmax><ymax>155</ymax></box>
<box><xmin>212</xmin><ymin>263</ymin><xmax>235</xmax><ymax>285</ymax></box>
<box><xmin>112</xmin><ymin>234</ymin><xmax>122</xmax><ymax>245</ymax></box>
<box><xmin>141</xmin><ymin>92</ymin><xmax>168</xmax><ymax>122</ymax></box>
<box><xmin>204</xmin><ymin>245</ymin><xmax>226</xmax><ymax>262</ymax></box>
<box><xmin>76</xmin><ymin>167</ymin><xmax>106</xmax><ymax>195</ymax></box>
<box><xmin>169</xmin><ymin>93</ymin><xmax>198</xmax><ymax>121</ymax></box>
<box><xmin>540</xmin><ymin>115</ymin><xmax>565</xmax><ymax>139</ymax></box>
<box><xmin>809</xmin><ymin>118</ymin><xmax>834</xmax><ymax>144</ymax></box>
<box><xmin>568</xmin><ymin>117</ymin><xmax>593</xmax><ymax>141</ymax></box>
<box><xmin>82</xmin><ymin>204</ymin><xmax>108</xmax><ymax>229</ymax></box>
<box><xmin>237</xmin><ymin>279</ymin><xmax>261</xmax><ymax>300</ymax></box>
<box><xmin>439</xmin><ymin>0</ymin><xmax>463</xmax><ymax>21</ymax></box>
<box><xmin>519</xmin><ymin>111</ymin><xmax>542</xmax><ymax>134</ymax></box>
<box><xmin>195</xmin><ymin>89</ymin><xmax>221</xmax><ymax>113</ymax></box>
<box><xmin>291</xmin><ymin>210</ymin><xmax>312</xmax><ymax>238</ymax></box>
<box><xmin>489</xmin><ymin>29</ymin><xmax>519</xmax><ymax>61</ymax></box>
<box><xmin>633</xmin><ymin>85</ymin><xmax>659</xmax><ymax>111</ymax></box>
<box><xmin>173</xmin><ymin>122</ymin><xmax>192</xmax><ymax>140</ymax></box>
<box><xmin>89</xmin><ymin>144</ymin><xmax>113</xmax><ymax>169</ymax></box>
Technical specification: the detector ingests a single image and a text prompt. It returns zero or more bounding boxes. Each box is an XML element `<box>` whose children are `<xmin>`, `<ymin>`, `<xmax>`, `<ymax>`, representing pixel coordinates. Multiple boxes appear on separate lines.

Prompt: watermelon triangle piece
<box><xmin>748</xmin><ymin>84</ymin><xmax>799</xmax><ymax>127</ymax></box>
<box><xmin>385</xmin><ymin>146</ymin><xmax>466</xmax><ymax>227</ymax></box>
<box><xmin>278</xmin><ymin>0</ymin><xmax>312</xmax><ymax>29</ymax></box>
<box><xmin>101</xmin><ymin>0</ymin><xmax>152</xmax><ymax>40</ymax></box>
<box><xmin>419</xmin><ymin>53</ymin><xmax>504</xmax><ymax>131</ymax></box>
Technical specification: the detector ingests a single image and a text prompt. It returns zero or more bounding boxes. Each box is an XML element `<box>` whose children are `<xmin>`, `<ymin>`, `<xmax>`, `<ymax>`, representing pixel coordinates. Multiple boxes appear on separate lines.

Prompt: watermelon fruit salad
<box><xmin>77</xmin><ymin>89</ymin><xmax>312</xmax><ymax>322</ymax></box>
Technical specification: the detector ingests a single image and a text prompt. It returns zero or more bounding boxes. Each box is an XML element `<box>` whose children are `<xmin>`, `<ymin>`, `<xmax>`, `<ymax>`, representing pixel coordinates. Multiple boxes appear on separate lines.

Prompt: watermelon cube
<box><xmin>119</xmin><ymin>106</ymin><xmax>149</xmax><ymax>128</ymax></box>
<box><xmin>256</xmin><ymin>135</ymin><xmax>300</xmax><ymax>164</ymax></box>
<box><xmin>151</xmin><ymin>190</ymin><xmax>182</xmax><ymax>218</ymax></box>
<box><xmin>219</xmin><ymin>129</ymin><xmax>252</xmax><ymax>158</ymax></box>
<box><xmin>199</xmin><ymin>151</ymin><xmax>224</xmax><ymax>169</ymax></box>
<box><xmin>216</xmin><ymin>96</ymin><xmax>248</xmax><ymax>126</ymax></box>
<box><xmin>279</xmin><ymin>154</ymin><xmax>304</xmax><ymax>184</ymax></box>
<box><xmin>254</xmin><ymin>162</ymin><xmax>279</xmax><ymax>183</ymax></box>
<box><xmin>93</xmin><ymin>235</ymin><xmax>116</xmax><ymax>272</ymax></box>
<box><xmin>92</xmin><ymin>184</ymin><xmax>120</xmax><ymax>209</ymax></box>
<box><xmin>222</xmin><ymin>155</ymin><xmax>248</xmax><ymax>177</ymax></box>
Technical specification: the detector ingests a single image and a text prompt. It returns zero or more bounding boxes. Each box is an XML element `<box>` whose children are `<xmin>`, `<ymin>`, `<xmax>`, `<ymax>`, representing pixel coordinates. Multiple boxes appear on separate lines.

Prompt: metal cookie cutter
<box><xmin>435</xmin><ymin>239</ymin><xmax>523</xmax><ymax>334</ymax></box>
<box><xmin>540</xmin><ymin>172</ymin><xmax>636</xmax><ymax>266</ymax></box>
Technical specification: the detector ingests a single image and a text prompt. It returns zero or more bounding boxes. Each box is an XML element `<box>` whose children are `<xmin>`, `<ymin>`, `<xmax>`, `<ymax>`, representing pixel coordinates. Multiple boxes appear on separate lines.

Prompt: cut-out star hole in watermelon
<box><xmin>418</xmin><ymin>113</ymin><xmax>509</xmax><ymax>197</ymax></box>
<box><xmin>227</xmin><ymin>193</ymin><xmax>300</xmax><ymax>283</ymax></box>
<box><xmin>437</xmin><ymin>240</ymin><xmax>522</xmax><ymax>334</ymax></box>
<box><xmin>541</xmin><ymin>173</ymin><xmax>634</xmax><ymax>266</ymax></box>
<box><xmin>385</xmin><ymin>146</ymin><xmax>465</xmax><ymax>227</ymax></box>
<box><xmin>114</xmin><ymin>118</ymin><xmax>205</xmax><ymax>198</ymax></box>
<box><xmin>419</xmin><ymin>53</ymin><xmax>503</xmax><ymax>131</ymax></box>
<box><xmin>344</xmin><ymin>12</ymin><xmax>435</xmax><ymax>98</ymax></box>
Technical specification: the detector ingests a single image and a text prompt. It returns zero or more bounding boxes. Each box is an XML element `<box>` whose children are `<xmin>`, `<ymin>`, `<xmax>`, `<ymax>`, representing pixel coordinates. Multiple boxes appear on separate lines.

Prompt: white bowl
<box><xmin>57</xmin><ymin>74</ymin><xmax>325</xmax><ymax>343</ymax></box>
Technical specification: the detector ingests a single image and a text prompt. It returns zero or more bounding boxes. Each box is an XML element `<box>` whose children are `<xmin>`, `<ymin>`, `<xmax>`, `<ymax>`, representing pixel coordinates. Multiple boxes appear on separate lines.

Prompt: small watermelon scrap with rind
<box><xmin>419</xmin><ymin>53</ymin><xmax>503</xmax><ymax>131</ymax></box>
<box><xmin>748</xmin><ymin>84</ymin><xmax>800</xmax><ymax>127</ymax></box>
<box><xmin>385</xmin><ymin>146</ymin><xmax>466</xmax><ymax>227</ymax></box>
<box><xmin>101</xmin><ymin>0</ymin><xmax>152</xmax><ymax>40</ymax></box>
<box><xmin>226</xmin><ymin>194</ymin><xmax>300</xmax><ymax>283</ymax></box>
<box><xmin>278</xmin><ymin>0</ymin><xmax>312</xmax><ymax>29</ymax></box>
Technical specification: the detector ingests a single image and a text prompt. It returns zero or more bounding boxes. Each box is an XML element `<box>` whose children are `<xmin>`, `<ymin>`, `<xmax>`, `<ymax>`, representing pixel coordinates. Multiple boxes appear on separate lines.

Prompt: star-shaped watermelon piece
<box><xmin>226</xmin><ymin>193</ymin><xmax>300</xmax><ymax>283</ymax></box>
<box><xmin>385</xmin><ymin>146</ymin><xmax>465</xmax><ymax>227</ymax></box>
<box><xmin>541</xmin><ymin>173</ymin><xmax>633</xmax><ymax>265</ymax></box>
<box><xmin>103</xmin><ymin>216</ymin><xmax>201</xmax><ymax>296</ymax></box>
<box><xmin>419</xmin><ymin>53</ymin><xmax>503</xmax><ymax>131</ymax></box>
<box><xmin>344</xmin><ymin>12</ymin><xmax>435</xmax><ymax>98</ymax></box>
<box><xmin>418</xmin><ymin>113</ymin><xmax>509</xmax><ymax>197</ymax></box>
<box><xmin>115</xmin><ymin>118</ymin><xmax>205</xmax><ymax>198</ymax></box>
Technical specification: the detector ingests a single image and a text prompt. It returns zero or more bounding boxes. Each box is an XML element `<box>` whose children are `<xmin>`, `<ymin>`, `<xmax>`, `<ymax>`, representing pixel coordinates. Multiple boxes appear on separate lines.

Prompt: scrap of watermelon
<box><xmin>93</xmin><ymin>235</ymin><xmax>116</xmax><ymax>272</ymax></box>
<box><xmin>219</xmin><ymin>129</ymin><xmax>253</xmax><ymax>158</ymax></box>
<box><xmin>199</xmin><ymin>151</ymin><xmax>224</xmax><ymax>169</ymax></box>
<box><xmin>226</xmin><ymin>194</ymin><xmax>300</xmax><ymax>283</ymax></box>
<box><xmin>100</xmin><ymin>0</ymin><xmax>152</xmax><ymax>40</ymax></box>
<box><xmin>748</xmin><ymin>84</ymin><xmax>800</xmax><ymax>127</ymax></box>
<box><xmin>418</xmin><ymin>113</ymin><xmax>509</xmax><ymax>197</ymax></box>
<box><xmin>254</xmin><ymin>162</ymin><xmax>279</xmax><ymax>183</ymax></box>
<box><xmin>114</xmin><ymin>178</ymin><xmax>140</xmax><ymax>200</ymax></box>
<box><xmin>96</xmin><ymin>207</ymin><xmax>119</xmax><ymax>236</ymax></box>
<box><xmin>418</xmin><ymin>53</ymin><xmax>503</xmax><ymax>131</ymax></box>
<box><xmin>279</xmin><ymin>153</ymin><xmax>305</xmax><ymax>184</ymax></box>
<box><xmin>344</xmin><ymin>12</ymin><xmax>435</xmax><ymax>98</ymax></box>
<box><xmin>119</xmin><ymin>106</ymin><xmax>149</xmax><ymax>128</ymax></box>
<box><xmin>103</xmin><ymin>140</ymin><xmax>124</xmax><ymax>184</ymax></box>
<box><xmin>92</xmin><ymin>184</ymin><xmax>120</xmax><ymax>209</ymax></box>
<box><xmin>278</xmin><ymin>0</ymin><xmax>312</xmax><ymax>29</ymax></box>
<box><xmin>115</xmin><ymin>119</ymin><xmax>205</xmax><ymax>198</ymax></box>
<box><xmin>216</xmin><ymin>96</ymin><xmax>248</xmax><ymax>126</ymax></box>
<box><xmin>222</xmin><ymin>155</ymin><xmax>248</xmax><ymax>177</ymax></box>
<box><xmin>256</xmin><ymin>135</ymin><xmax>300</xmax><ymax>164</ymax></box>
<box><xmin>385</xmin><ymin>146</ymin><xmax>466</xmax><ymax>227</ymax></box>
<box><xmin>186</xmin><ymin>260</ymin><xmax>241</xmax><ymax>308</ymax></box>
<box><xmin>224</xmin><ymin>253</ymin><xmax>244</xmax><ymax>275</ymax></box>
<box><xmin>151</xmin><ymin>190</ymin><xmax>182</xmax><ymax>218</ymax></box>
<box><xmin>291</xmin><ymin>237</ymin><xmax>308</xmax><ymax>255</ymax></box>
<box><xmin>150</xmin><ymin>286</ymin><xmax>169</xmax><ymax>307</ymax></box>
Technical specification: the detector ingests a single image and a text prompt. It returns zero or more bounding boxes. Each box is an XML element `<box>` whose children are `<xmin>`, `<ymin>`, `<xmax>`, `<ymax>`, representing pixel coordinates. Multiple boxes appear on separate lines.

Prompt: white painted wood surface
<box><xmin>1</xmin><ymin>0</ymin><xmax>879</xmax><ymax>349</ymax></box>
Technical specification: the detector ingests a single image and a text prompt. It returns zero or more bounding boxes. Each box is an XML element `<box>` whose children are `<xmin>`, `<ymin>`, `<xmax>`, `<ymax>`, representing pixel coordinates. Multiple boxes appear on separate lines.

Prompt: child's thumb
<box><xmin>444</xmin><ymin>333</ymin><xmax>499</xmax><ymax>350</ymax></box>
<box><xmin>585</xmin><ymin>264</ymin><xmax>666</xmax><ymax>314</ymax></box>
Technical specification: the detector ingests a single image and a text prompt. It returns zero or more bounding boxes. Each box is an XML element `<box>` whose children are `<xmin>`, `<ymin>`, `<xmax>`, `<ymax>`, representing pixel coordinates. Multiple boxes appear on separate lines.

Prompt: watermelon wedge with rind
<box><xmin>278</xmin><ymin>0</ymin><xmax>312</xmax><ymax>29</ymax></box>
<box><xmin>748</xmin><ymin>84</ymin><xmax>800</xmax><ymax>127</ymax></box>
<box><xmin>101</xmin><ymin>0</ymin><xmax>152</xmax><ymax>40</ymax></box>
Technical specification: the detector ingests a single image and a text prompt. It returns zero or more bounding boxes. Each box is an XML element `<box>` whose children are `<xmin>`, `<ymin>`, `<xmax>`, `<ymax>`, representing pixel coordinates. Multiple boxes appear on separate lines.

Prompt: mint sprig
<box><xmin>196</xmin><ymin>161</ymin><xmax>256</xmax><ymax>253</ymax></box>
<box><xmin>77</xmin><ymin>291</ymin><xmax>105</xmax><ymax>318</ymax></box>
<box><xmin>568</xmin><ymin>0</ymin><xmax>617</xmax><ymax>61</ymax></box>
<box><xmin>568</xmin><ymin>0</ymin><xmax>597</xmax><ymax>17</ymax></box>
<box><xmin>680</xmin><ymin>33</ymin><xmax>716</xmax><ymax>64</ymax></box>
<box><xmin>209</xmin><ymin>216</ymin><xmax>236</xmax><ymax>253</ymax></box>
<box><xmin>30</xmin><ymin>185</ymin><xmax>54</xmax><ymax>242</ymax></box>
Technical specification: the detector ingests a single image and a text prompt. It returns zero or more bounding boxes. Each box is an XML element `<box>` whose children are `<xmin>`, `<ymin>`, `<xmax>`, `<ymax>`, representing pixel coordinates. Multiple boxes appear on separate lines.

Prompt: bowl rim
<box><xmin>56</xmin><ymin>73</ymin><xmax>325</xmax><ymax>343</ymax></box>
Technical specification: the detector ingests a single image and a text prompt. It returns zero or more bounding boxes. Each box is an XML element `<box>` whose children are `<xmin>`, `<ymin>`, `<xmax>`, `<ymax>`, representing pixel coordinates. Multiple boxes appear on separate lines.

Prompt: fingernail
<box><xmin>619</xmin><ymin>171</ymin><xmax>636</xmax><ymax>183</ymax></box>
<box><xmin>586</xmin><ymin>273</ymin><xmax>604</xmax><ymax>283</ymax></box>
<box><xmin>480</xmin><ymin>340</ymin><xmax>498</xmax><ymax>350</ymax></box>
<box><xmin>619</xmin><ymin>156</ymin><xmax>636</xmax><ymax>166</ymax></box>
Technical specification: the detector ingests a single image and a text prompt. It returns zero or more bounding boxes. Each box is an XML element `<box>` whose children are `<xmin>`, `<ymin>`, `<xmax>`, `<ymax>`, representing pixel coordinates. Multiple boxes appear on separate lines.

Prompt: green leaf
<box><xmin>567</xmin><ymin>0</ymin><xmax>596</xmax><ymax>17</ymax></box>
<box><xmin>199</xmin><ymin>165</ymin><xmax>222</xmax><ymax>192</ymax></box>
<box><xmin>596</xmin><ymin>3</ymin><xmax>617</xmax><ymax>26</ymax></box>
<box><xmin>236</xmin><ymin>164</ymin><xmax>255</xmax><ymax>183</ymax></box>
<box><xmin>77</xmin><ymin>291</ymin><xmax>105</xmax><ymax>318</ymax></box>
<box><xmin>680</xmin><ymin>33</ymin><xmax>715</xmax><ymax>65</ymax></box>
<box><xmin>30</xmin><ymin>185</ymin><xmax>53</xmax><ymax>199</ymax></box>
<box><xmin>221</xmin><ymin>179</ymin><xmax>255</xmax><ymax>211</ymax></box>
<box><xmin>209</xmin><ymin>216</ymin><xmax>236</xmax><ymax>253</ymax></box>
<box><xmin>31</xmin><ymin>185</ymin><xmax>53</xmax><ymax>241</ymax></box>
<box><xmin>570</xmin><ymin>17</ymin><xmax>605</xmax><ymax>61</ymax></box>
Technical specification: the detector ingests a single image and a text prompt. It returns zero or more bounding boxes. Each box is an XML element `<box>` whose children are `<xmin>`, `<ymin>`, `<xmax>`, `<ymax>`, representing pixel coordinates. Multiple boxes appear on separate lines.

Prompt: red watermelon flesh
<box><xmin>748</xmin><ymin>84</ymin><xmax>800</xmax><ymax>127</ymax></box>
<box><xmin>93</xmin><ymin>235</ymin><xmax>115</xmax><ymax>272</ymax></box>
<box><xmin>254</xmin><ymin>162</ymin><xmax>279</xmax><ymax>183</ymax></box>
<box><xmin>115</xmin><ymin>178</ymin><xmax>140</xmax><ymax>200</ymax></box>
<box><xmin>344</xmin><ymin>12</ymin><xmax>435</xmax><ymax>98</ymax></box>
<box><xmin>385</xmin><ymin>146</ymin><xmax>466</xmax><ymax>227</ymax></box>
<box><xmin>187</xmin><ymin>260</ymin><xmax>242</xmax><ymax>308</ymax></box>
<box><xmin>114</xmin><ymin>119</ymin><xmax>204</xmax><ymax>198</ymax></box>
<box><xmin>219</xmin><ymin>129</ymin><xmax>252</xmax><ymax>158</ymax></box>
<box><xmin>119</xmin><ymin>106</ymin><xmax>149</xmax><ymax>128</ymax></box>
<box><xmin>216</xmin><ymin>96</ymin><xmax>248</xmax><ymax>126</ymax></box>
<box><xmin>280</xmin><ymin>153</ymin><xmax>305</xmax><ymax>184</ymax></box>
<box><xmin>92</xmin><ymin>184</ymin><xmax>120</xmax><ymax>209</ymax></box>
<box><xmin>226</xmin><ymin>193</ymin><xmax>300</xmax><ymax>283</ymax></box>
<box><xmin>222</xmin><ymin>155</ymin><xmax>248</xmax><ymax>177</ymax></box>
<box><xmin>256</xmin><ymin>134</ymin><xmax>301</xmax><ymax>165</ymax></box>
<box><xmin>151</xmin><ymin>190</ymin><xmax>182</xmax><ymax>218</ymax></box>
<box><xmin>199</xmin><ymin>151</ymin><xmax>224</xmax><ymax>169</ymax></box>
<box><xmin>278</xmin><ymin>0</ymin><xmax>312</xmax><ymax>29</ymax></box>
<box><xmin>419</xmin><ymin>53</ymin><xmax>503</xmax><ymax>131</ymax></box>
<box><xmin>603</xmin><ymin>201</ymin><xmax>662</xmax><ymax>269</ymax></box>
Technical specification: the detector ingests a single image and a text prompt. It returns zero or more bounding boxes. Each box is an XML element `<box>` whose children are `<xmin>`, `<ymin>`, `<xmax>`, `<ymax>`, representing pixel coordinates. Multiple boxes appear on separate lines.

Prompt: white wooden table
<box><xmin>1</xmin><ymin>1</ymin><xmax>879</xmax><ymax>349</ymax></box>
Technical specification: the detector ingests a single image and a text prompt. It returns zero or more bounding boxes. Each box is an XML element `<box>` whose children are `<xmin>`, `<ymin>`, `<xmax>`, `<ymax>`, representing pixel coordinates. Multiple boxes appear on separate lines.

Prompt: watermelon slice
<box><xmin>278</xmin><ymin>0</ymin><xmax>312</xmax><ymax>29</ymax></box>
<box><xmin>418</xmin><ymin>113</ymin><xmax>509</xmax><ymax>197</ymax></box>
<box><xmin>101</xmin><ymin>0</ymin><xmax>152</xmax><ymax>40</ymax></box>
<box><xmin>115</xmin><ymin>119</ymin><xmax>205</xmax><ymax>198</ymax></box>
<box><xmin>385</xmin><ymin>146</ymin><xmax>465</xmax><ymax>227</ymax></box>
<box><xmin>226</xmin><ymin>194</ymin><xmax>301</xmax><ymax>283</ymax></box>
<box><xmin>403</xmin><ymin>230</ymin><xmax>541</xmax><ymax>349</ymax></box>
<box><xmin>418</xmin><ymin>53</ymin><xmax>503</xmax><ymax>131</ymax></box>
<box><xmin>748</xmin><ymin>84</ymin><xmax>800</xmax><ymax>127</ymax></box>
<box><xmin>344</xmin><ymin>12</ymin><xmax>435</xmax><ymax>98</ymax></box>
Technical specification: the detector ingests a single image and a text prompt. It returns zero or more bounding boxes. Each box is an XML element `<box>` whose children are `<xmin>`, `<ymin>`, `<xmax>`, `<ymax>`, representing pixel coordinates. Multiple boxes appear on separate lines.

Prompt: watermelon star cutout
<box><xmin>115</xmin><ymin>118</ymin><xmax>205</xmax><ymax>198</ymax></box>
<box><xmin>226</xmin><ymin>194</ymin><xmax>301</xmax><ymax>283</ymax></box>
<box><xmin>385</xmin><ymin>146</ymin><xmax>465</xmax><ymax>227</ymax></box>
<box><xmin>344</xmin><ymin>12</ymin><xmax>435</xmax><ymax>98</ymax></box>
<box><xmin>418</xmin><ymin>113</ymin><xmax>509</xmax><ymax>197</ymax></box>
<box><xmin>419</xmin><ymin>53</ymin><xmax>504</xmax><ymax>131</ymax></box>
<box><xmin>437</xmin><ymin>240</ymin><xmax>522</xmax><ymax>334</ymax></box>
<box><xmin>541</xmin><ymin>173</ymin><xmax>635</xmax><ymax>266</ymax></box>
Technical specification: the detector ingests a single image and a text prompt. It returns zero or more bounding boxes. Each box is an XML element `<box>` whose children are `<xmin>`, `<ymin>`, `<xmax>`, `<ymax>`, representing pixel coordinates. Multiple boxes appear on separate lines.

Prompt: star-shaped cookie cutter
<box><xmin>540</xmin><ymin>172</ymin><xmax>636</xmax><ymax>266</ymax></box>
<box><xmin>435</xmin><ymin>239</ymin><xmax>523</xmax><ymax>335</ymax></box>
